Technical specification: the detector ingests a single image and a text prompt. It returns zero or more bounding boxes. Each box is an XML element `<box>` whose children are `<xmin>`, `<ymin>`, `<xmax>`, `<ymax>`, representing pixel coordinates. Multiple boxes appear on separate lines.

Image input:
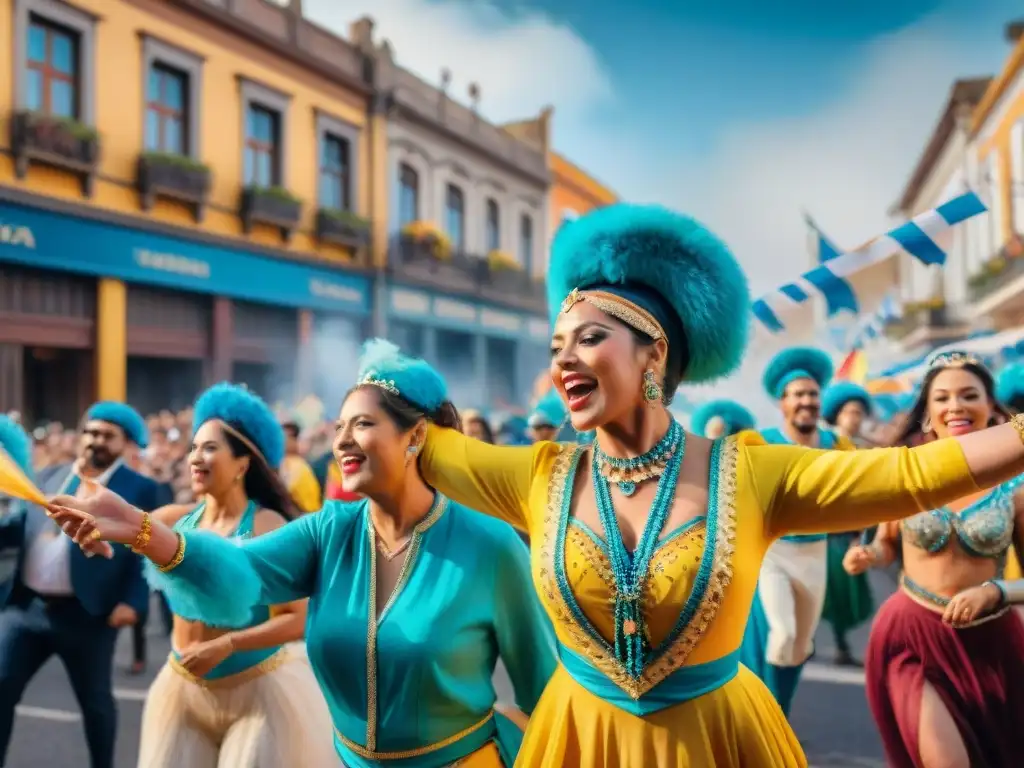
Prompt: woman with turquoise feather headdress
<box><xmin>49</xmin><ymin>340</ymin><xmax>555</xmax><ymax>768</ymax></box>
<box><xmin>52</xmin><ymin>207</ymin><xmax>1024</xmax><ymax>767</ymax></box>
<box><xmin>112</xmin><ymin>383</ymin><xmax>335</xmax><ymax>767</ymax></box>
<box><xmin>689</xmin><ymin>399</ymin><xmax>756</xmax><ymax>438</ymax></box>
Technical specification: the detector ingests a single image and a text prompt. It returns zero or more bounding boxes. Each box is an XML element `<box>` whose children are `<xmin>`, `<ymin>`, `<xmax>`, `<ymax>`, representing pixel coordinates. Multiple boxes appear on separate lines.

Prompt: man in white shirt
<box><xmin>0</xmin><ymin>402</ymin><xmax>167</xmax><ymax>768</ymax></box>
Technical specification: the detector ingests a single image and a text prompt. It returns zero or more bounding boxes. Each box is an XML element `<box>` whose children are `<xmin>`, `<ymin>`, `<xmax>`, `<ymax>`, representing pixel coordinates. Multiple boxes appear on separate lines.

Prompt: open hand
<box><xmin>178</xmin><ymin>635</ymin><xmax>234</xmax><ymax>679</ymax></box>
<box><xmin>842</xmin><ymin>545</ymin><xmax>874</xmax><ymax>576</ymax></box>
<box><xmin>47</xmin><ymin>482</ymin><xmax>144</xmax><ymax>558</ymax></box>
<box><xmin>942</xmin><ymin>582</ymin><xmax>1003</xmax><ymax>627</ymax></box>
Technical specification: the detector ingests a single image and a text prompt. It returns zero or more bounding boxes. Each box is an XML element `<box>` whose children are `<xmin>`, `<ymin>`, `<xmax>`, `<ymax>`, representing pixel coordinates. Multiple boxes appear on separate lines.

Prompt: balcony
<box><xmin>389</xmin><ymin>236</ymin><xmax>546</xmax><ymax>312</ymax></box>
<box><xmin>884</xmin><ymin>301</ymin><xmax>968</xmax><ymax>349</ymax></box>
<box><xmin>967</xmin><ymin>239</ymin><xmax>1024</xmax><ymax>320</ymax></box>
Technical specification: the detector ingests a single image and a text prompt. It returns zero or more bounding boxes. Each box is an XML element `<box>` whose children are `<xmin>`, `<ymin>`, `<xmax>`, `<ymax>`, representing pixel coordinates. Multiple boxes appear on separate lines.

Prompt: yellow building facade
<box><xmin>0</xmin><ymin>0</ymin><xmax>383</xmax><ymax>422</ymax></box>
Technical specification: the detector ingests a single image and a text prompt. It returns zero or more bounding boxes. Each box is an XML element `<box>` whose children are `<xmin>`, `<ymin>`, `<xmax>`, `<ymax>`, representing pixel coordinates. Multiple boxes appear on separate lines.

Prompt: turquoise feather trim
<box><xmin>997</xmin><ymin>362</ymin><xmax>1024</xmax><ymax>406</ymax></box>
<box><xmin>0</xmin><ymin>415</ymin><xmax>33</xmax><ymax>479</ymax></box>
<box><xmin>357</xmin><ymin>338</ymin><xmax>448</xmax><ymax>413</ymax></box>
<box><xmin>86</xmin><ymin>401</ymin><xmax>149</xmax><ymax>448</ymax></box>
<box><xmin>763</xmin><ymin>347</ymin><xmax>833</xmax><ymax>398</ymax></box>
<box><xmin>689</xmin><ymin>399</ymin><xmax>755</xmax><ymax>436</ymax></box>
<box><xmin>821</xmin><ymin>381</ymin><xmax>873</xmax><ymax>424</ymax></box>
<box><xmin>193</xmin><ymin>383</ymin><xmax>285</xmax><ymax>469</ymax></box>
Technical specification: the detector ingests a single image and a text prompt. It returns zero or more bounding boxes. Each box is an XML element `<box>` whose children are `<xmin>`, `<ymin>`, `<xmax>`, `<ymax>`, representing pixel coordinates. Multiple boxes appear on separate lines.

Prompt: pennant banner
<box><xmin>752</xmin><ymin>191</ymin><xmax>987</xmax><ymax>333</ymax></box>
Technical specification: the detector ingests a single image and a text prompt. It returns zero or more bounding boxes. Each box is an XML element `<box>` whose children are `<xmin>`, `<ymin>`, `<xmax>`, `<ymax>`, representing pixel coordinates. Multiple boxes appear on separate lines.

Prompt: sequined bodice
<box><xmin>901</xmin><ymin>479</ymin><xmax>1019</xmax><ymax>558</ymax></box>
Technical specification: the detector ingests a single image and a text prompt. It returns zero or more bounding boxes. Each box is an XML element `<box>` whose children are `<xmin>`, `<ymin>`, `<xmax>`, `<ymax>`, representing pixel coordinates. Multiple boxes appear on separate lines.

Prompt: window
<box><xmin>319</xmin><ymin>134</ymin><xmax>351</xmax><ymax>211</ymax></box>
<box><xmin>239</xmin><ymin>78</ymin><xmax>291</xmax><ymax>189</ymax></box>
<box><xmin>244</xmin><ymin>104</ymin><xmax>280</xmax><ymax>187</ymax></box>
<box><xmin>446</xmin><ymin>184</ymin><xmax>465</xmax><ymax>252</ymax></box>
<box><xmin>520</xmin><ymin>214</ymin><xmax>534</xmax><ymax>269</ymax></box>
<box><xmin>145</xmin><ymin>64</ymin><xmax>188</xmax><ymax>154</ymax></box>
<box><xmin>141</xmin><ymin>37</ymin><xmax>203</xmax><ymax>158</ymax></box>
<box><xmin>485</xmin><ymin>198</ymin><xmax>500</xmax><ymax>252</ymax></box>
<box><xmin>26</xmin><ymin>18</ymin><xmax>78</xmax><ymax>118</ymax></box>
<box><xmin>398</xmin><ymin>164</ymin><xmax>419</xmax><ymax>226</ymax></box>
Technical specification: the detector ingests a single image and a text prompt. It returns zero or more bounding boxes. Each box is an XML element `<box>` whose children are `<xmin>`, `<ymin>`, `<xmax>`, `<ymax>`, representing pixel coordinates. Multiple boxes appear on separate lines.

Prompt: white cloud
<box><xmin>303</xmin><ymin>1</ymin><xmax>1004</xmax><ymax>421</ymax></box>
<box><xmin>303</xmin><ymin>0</ymin><xmax>614</xmax><ymax>124</ymax></box>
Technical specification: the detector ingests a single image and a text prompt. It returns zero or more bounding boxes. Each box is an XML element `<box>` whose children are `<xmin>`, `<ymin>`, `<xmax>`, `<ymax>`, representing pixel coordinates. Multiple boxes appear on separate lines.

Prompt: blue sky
<box><xmin>305</xmin><ymin>0</ymin><xmax>1020</xmax><ymax>407</ymax></box>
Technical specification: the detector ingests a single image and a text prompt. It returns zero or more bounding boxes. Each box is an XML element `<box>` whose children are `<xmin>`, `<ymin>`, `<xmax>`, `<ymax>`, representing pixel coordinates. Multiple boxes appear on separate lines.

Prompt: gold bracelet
<box><xmin>1009</xmin><ymin>413</ymin><xmax>1024</xmax><ymax>445</ymax></box>
<box><xmin>158</xmin><ymin>533</ymin><xmax>186</xmax><ymax>573</ymax></box>
<box><xmin>131</xmin><ymin>512</ymin><xmax>152</xmax><ymax>554</ymax></box>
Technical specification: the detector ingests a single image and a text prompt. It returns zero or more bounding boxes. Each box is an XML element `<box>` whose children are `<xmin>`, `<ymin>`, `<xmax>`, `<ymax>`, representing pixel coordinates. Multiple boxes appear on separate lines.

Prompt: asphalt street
<box><xmin>5</xmin><ymin>570</ymin><xmax>897</xmax><ymax>768</ymax></box>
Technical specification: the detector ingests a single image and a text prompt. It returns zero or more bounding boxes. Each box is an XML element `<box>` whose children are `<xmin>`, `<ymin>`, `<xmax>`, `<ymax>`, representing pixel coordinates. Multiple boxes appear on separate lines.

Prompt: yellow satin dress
<box><xmin>420</xmin><ymin>427</ymin><xmax>980</xmax><ymax>767</ymax></box>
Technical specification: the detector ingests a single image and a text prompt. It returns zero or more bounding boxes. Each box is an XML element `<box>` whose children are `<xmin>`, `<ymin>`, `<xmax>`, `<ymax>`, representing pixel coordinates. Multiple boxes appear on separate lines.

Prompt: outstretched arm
<box><xmin>748</xmin><ymin>421</ymin><xmax>1024</xmax><ymax>537</ymax></box>
<box><xmin>419</xmin><ymin>425</ymin><xmax>546</xmax><ymax>534</ymax></box>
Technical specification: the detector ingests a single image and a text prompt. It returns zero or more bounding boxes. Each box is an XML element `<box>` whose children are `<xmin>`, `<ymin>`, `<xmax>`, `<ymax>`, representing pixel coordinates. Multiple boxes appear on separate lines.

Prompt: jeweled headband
<box><xmin>560</xmin><ymin>288</ymin><xmax>667</xmax><ymax>342</ymax></box>
<box><xmin>928</xmin><ymin>351</ymin><xmax>981</xmax><ymax>371</ymax></box>
<box><xmin>214</xmin><ymin>419</ymin><xmax>271</xmax><ymax>469</ymax></box>
<box><xmin>358</xmin><ymin>374</ymin><xmax>400</xmax><ymax>397</ymax></box>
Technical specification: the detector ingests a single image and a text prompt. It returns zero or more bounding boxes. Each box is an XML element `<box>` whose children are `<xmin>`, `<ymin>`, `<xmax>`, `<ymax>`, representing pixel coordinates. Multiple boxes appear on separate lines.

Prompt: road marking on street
<box><xmin>16</xmin><ymin>687</ymin><xmax>148</xmax><ymax>723</ymax></box>
<box><xmin>802</xmin><ymin>662</ymin><xmax>865</xmax><ymax>686</ymax></box>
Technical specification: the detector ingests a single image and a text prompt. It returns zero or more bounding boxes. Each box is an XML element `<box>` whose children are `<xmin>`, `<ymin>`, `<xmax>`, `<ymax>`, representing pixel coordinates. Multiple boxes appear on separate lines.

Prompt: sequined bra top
<box><xmin>901</xmin><ymin>477</ymin><xmax>1022</xmax><ymax>558</ymax></box>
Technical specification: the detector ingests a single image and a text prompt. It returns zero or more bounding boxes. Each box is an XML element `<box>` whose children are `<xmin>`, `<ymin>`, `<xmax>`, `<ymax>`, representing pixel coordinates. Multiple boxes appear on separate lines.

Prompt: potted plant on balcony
<box><xmin>137</xmin><ymin>152</ymin><xmax>211</xmax><ymax>220</ymax></box>
<box><xmin>10</xmin><ymin>110</ymin><xmax>100</xmax><ymax>195</ymax></box>
<box><xmin>486</xmin><ymin>249</ymin><xmax>527</xmax><ymax>292</ymax></box>
<box><xmin>240</xmin><ymin>185</ymin><xmax>302</xmax><ymax>239</ymax></box>
<box><xmin>316</xmin><ymin>208</ymin><xmax>370</xmax><ymax>248</ymax></box>
<box><xmin>400</xmin><ymin>221</ymin><xmax>451</xmax><ymax>261</ymax></box>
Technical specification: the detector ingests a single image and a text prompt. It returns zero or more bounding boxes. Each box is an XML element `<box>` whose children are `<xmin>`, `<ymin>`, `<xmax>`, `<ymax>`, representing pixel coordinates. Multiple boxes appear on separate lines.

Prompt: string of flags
<box><xmin>752</xmin><ymin>191</ymin><xmax>987</xmax><ymax>333</ymax></box>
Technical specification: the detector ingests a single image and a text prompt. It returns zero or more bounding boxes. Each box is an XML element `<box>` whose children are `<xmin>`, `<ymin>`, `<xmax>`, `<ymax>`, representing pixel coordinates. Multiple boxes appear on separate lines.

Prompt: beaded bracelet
<box><xmin>159</xmin><ymin>534</ymin><xmax>186</xmax><ymax>573</ymax></box>
<box><xmin>130</xmin><ymin>512</ymin><xmax>152</xmax><ymax>554</ymax></box>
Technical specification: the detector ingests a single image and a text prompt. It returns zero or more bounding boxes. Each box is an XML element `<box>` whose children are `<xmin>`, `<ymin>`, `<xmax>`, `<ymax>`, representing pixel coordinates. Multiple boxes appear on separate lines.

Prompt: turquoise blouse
<box><xmin>147</xmin><ymin>496</ymin><xmax>556</xmax><ymax>768</ymax></box>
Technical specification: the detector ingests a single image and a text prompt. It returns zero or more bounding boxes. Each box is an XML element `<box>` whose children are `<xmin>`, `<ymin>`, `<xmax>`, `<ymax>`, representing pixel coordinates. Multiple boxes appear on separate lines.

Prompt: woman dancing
<box><xmin>997</xmin><ymin>362</ymin><xmax>1024</xmax><ymax>581</ymax></box>
<box><xmin>844</xmin><ymin>351</ymin><xmax>1024</xmax><ymax>768</ymax></box>
<box><xmin>819</xmin><ymin>381</ymin><xmax>875</xmax><ymax>666</ymax></box>
<box><xmin>52</xmin><ymin>204</ymin><xmax>1024</xmax><ymax>767</ymax></box>
<box><xmin>53</xmin><ymin>343</ymin><xmax>554</xmax><ymax>767</ymax></box>
<box><xmin>688</xmin><ymin>399</ymin><xmax>755</xmax><ymax>438</ymax></box>
<box><xmin>134</xmin><ymin>383</ymin><xmax>334</xmax><ymax>767</ymax></box>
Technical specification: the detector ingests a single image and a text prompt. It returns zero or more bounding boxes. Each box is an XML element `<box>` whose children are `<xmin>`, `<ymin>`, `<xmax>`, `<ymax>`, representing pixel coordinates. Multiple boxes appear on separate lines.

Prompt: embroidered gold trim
<box><xmin>167</xmin><ymin>646</ymin><xmax>289</xmax><ymax>689</ymax></box>
<box><xmin>364</xmin><ymin>496</ymin><xmax>449</xmax><ymax>751</ymax></box>
<box><xmin>643</xmin><ymin>437</ymin><xmax>738</xmax><ymax>689</ymax></box>
<box><xmin>336</xmin><ymin>711</ymin><xmax>493</xmax><ymax>759</ymax></box>
<box><xmin>559</xmin><ymin>288</ymin><xmax>665</xmax><ymax>341</ymax></box>
<box><xmin>537</xmin><ymin>438</ymin><xmax>740</xmax><ymax>699</ymax></box>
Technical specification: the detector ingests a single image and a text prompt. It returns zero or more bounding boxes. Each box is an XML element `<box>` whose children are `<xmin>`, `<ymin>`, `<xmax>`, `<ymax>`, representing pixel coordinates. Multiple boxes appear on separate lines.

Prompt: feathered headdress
<box><xmin>193</xmin><ymin>383</ymin><xmax>285</xmax><ymax>469</ymax></box>
<box><xmin>762</xmin><ymin>347</ymin><xmax>834</xmax><ymax>399</ymax></box>
<box><xmin>0</xmin><ymin>415</ymin><xmax>33</xmax><ymax>480</ymax></box>
<box><xmin>689</xmin><ymin>399</ymin><xmax>756</xmax><ymax>437</ymax></box>
<box><xmin>86</xmin><ymin>401</ymin><xmax>149</xmax><ymax>448</ymax></box>
<box><xmin>997</xmin><ymin>362</ymin><xmax>1024</xmax><ymax>407</ymax></box>
<box><xmin>528</xmin><ymin>388</ymin><xmax>569</xmax><ymax>429</ymax></box>
<box><xmin>357</xmin><ymin>338</ymin><xmax>448</xmax><ymax>414</ymax></box>
<box><xmin>821</xmin><ymin>381</ymin><xmax>873</xmax><ymax>424</ymax></box>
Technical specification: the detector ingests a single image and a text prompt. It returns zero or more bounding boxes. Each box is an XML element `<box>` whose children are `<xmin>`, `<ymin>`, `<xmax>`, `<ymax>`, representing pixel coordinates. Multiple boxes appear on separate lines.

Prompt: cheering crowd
<box><xmin>2</xmin><ymin>203</ymin><xmax>1024</xmax><ymax>768</ymax></box>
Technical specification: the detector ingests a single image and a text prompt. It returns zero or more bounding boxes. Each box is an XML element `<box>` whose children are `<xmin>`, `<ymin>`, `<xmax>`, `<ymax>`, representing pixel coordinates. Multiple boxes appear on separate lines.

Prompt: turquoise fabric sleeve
<box><xmin>491</xmin><ymin>527</ymin><xmax>556</xmax><ymax>715</ymax></box>
<box><xmin>145</xmin><ymin>511</ymin><xmax>321</xmax><ymax>628</ymax></box>
<box><xmin>493</xmin><ymin>711</ymin><xmax>525</xmax><ymax>767</ymax></box>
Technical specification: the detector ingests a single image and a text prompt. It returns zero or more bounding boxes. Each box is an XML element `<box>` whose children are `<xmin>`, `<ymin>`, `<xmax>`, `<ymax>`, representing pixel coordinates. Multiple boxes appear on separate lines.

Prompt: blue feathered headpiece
<box><xmin>547</xmin><ymin>204</ymin><xmax>750</xmax><ymax>383</ymax></box>
<box><xmin>0</xmin><ymin>415</ymin><xmax>33</xmax><ymax>480</ymax></box>
<box><xmin>997</xmin><ymin>362</ymin><xmax>1024</xmax><ymax>406</ymax></box>
<box><xmin>86</xmin><ymin>402</ymin><xmax>149</xmax><ymax>448</ymax></box>
<box><xmin>528</xmin><ymin>389</ymin><xmax>568</xmax><ymax>429</ymax></box>
<box><xmin>690</xmin><ymin>399</ymin><xmax>756</xmax><ymax>437</ymax></box>
<box><xmin>763</xmin><ymin>347</ymin><xmax>834</xmax><ymax>399</ymax></box>
<box><xmin>821</xmin><ymin>382</ymin><xmax>873</xmax><ymax>424</ymax></box>
<box><xmin>193</xmin><ymin>383</ymin><xmax>285</xmax><ymax>469</ymax></box>
<box><xmin>357</xmin><ymin>338</ymin><xmax>448</xmax><ymax>414</ymax></box>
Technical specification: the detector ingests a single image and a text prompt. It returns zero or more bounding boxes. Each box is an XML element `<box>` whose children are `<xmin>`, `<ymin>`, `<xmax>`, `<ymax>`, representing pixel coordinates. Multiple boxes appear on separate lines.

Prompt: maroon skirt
<box><xmin>865</xmin><ymin>589</ymin><xmax>1024</xmax><ymax>768</ymax></box>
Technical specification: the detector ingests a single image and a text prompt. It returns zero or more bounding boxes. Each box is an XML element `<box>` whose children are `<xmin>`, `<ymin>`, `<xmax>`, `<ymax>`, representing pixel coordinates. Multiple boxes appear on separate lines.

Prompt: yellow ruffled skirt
<box><xmin>515</xmin><ymin>664</ymin><xmax>805</xmax><ymax>767</ymax></box>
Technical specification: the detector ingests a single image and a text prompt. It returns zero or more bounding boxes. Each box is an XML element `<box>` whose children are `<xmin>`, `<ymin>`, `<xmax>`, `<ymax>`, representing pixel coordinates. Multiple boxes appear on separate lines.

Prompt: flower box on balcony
<box><xmin>401</xmin><ymin>221</ymin><xmax>451</xmax><ymax>260</ymax></box>
<box><xmin>316</xmin><ymin>209</ymin><xmax>370</xmax><ymax>248</ymax></box>
<box><xmin>9</xmin><ymin>110</ymin><xmax>99</xmax><ymax>196</ymax></box>
<box><xmin>137</xmin><ymin>152</ymin><xmax>211</xmax><ymax>221</ymax></box>
<box><xmin>486</xmin><ymin>250</ymin><xmax>523</xmax><ymax>272</ymax></box>
<box><xmin>240</xmin><ymin>186</ymin><xmax>302</xmax><ymax>240</ymax></box>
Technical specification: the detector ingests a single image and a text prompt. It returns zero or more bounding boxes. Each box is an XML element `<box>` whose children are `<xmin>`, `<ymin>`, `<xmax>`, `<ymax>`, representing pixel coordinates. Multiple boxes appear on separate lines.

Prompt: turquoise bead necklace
<box><xmin>592</xmin><ymin>419</ymin><xmax>685</xmax><ymax>678</ymax></box>
<box><xmin>593</xmin><ymin>420</ymin><xmax>680</xmax><ymax>496</ymax></box>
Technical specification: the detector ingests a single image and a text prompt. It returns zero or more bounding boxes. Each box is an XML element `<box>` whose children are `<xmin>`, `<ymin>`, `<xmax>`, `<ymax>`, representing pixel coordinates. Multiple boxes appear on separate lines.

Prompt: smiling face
<box><xmin>781</xmin><ymin>378</ymin><xmax>820</xmax><ymax>435</ymax></box>
<box><xmin>550</xmin><ymin>300</ymin><xmax>668</xmax><ymax>432</ymax></box>
<box><xmin>188</xmin><ymin>421</ymin><xmax>249</xmax><ymax>496</ymax></box>
<box><xmin>81</xmin><ymin>419</ymin><xmax>127</xmax><ymax>470</ymax></box>
<box><xmin>332</xmin><ymin>387</ymin><xmax>421</xmax><ymax>497</ymax></box>
<box><xmin>926</xmin><ymin>367</ymin><xmax>992</xmax><ymax>438</ymax></box>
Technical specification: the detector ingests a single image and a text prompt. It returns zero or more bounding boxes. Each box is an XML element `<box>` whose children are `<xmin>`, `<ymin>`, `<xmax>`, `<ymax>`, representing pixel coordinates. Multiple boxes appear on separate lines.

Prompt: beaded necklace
<box><xmin>592</xmin><ymin>420</ymin><xmax>681</xmax><ymax>496</ymax></box>
<box><xmin>592</xmin><ymin>420</ymin><xmax>685</xmax><ymax>678</ymax></box>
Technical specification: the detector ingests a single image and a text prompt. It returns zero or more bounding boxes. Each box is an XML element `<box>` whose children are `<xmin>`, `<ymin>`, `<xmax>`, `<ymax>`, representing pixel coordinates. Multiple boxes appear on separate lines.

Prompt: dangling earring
<box><xmin>642</xmin><ymin>370</ymin><xmax>663</xmax><ymax>404</ymax></box>
<box><xmin>921</xmin><ymin>416</ymin><xmax>932</xmax><ymax>433</ymax></box>
<box><xmin>406</xmin><ymin>444</ymin><xmax>419</xmax><ymax>464</ymax></box>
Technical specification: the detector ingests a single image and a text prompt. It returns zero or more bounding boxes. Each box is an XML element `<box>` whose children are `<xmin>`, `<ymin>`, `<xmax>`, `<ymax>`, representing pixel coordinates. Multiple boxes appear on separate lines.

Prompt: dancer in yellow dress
<box><xmin>48</xmin><ymin>203</ymin><xmax>1024</xmax><ymax>767</ymax></box>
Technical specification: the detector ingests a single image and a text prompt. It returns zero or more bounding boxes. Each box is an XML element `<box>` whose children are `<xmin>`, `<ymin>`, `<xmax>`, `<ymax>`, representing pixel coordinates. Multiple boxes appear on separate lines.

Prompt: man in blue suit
<box><xmin>0</xmin><ymin>402</ymin><xmax>166</xmax><ymax>768</ymax></box>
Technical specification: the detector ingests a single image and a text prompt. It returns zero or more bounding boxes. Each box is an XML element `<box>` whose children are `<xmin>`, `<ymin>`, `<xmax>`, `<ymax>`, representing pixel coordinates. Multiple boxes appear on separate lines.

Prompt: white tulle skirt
<box><xmin>136</xmin><ymin>644</ymin><xmax>338</xmax><ymax>768</ymax></box>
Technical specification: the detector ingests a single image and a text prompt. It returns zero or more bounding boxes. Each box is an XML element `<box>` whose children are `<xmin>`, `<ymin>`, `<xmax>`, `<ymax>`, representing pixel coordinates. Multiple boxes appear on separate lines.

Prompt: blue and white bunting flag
<box><xmin>752</xmin><ymin>191</ymin><xmax>986</xmax><ymax>333</ymax></box>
